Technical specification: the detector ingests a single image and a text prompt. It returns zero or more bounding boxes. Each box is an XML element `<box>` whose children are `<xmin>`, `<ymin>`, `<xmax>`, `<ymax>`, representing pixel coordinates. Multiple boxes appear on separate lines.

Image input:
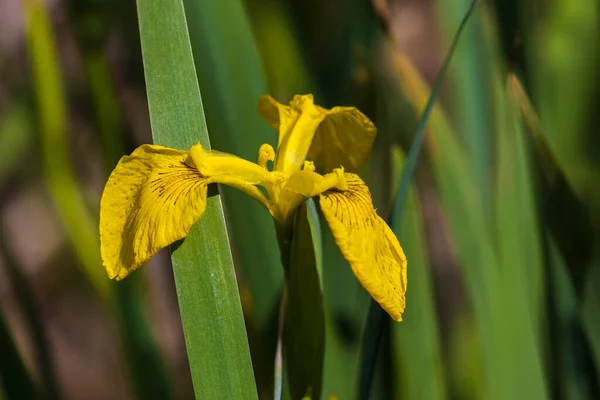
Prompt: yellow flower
<box><xmin>100</xmin><ymin>94</ymin><xmax>407</xmax><ymax>321</ymax></box>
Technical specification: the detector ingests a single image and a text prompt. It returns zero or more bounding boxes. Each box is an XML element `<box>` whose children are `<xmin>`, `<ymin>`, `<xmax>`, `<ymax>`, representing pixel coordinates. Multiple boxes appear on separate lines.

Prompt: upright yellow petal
<box><xmin>319</xmin><ymin>174</ymin><xmax>407</xmax><ymax>321</ymax></box>
<box><xmin>308</xmin><ymin>105</ymin><xmax>376</xmax><ymax>173</ymax></box>
<box><xmin>100</xmin><ymin>145</ymin><xmax>208</xmax><ymax>280</ymax></box>
<box><xmin>258</xmin><ymin>94</ymin><xmax>326</xmax><ymax>173</ymax></box>
<box><xmin>258</xmin><ymin>94</ymin><xmax>377</xmax><ymax>173</ymax></box>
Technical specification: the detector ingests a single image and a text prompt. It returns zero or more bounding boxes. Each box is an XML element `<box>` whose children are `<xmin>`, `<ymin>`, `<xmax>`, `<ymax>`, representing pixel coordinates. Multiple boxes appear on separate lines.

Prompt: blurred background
<box><xmin>1</xmin><ymin>0</ymin><xmax>599</xmax><ymax>399</ymax></box>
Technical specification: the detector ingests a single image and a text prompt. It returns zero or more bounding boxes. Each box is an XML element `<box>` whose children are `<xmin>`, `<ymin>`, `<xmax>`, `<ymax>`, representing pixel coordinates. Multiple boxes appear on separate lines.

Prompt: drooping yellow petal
<box><xmin>318</xmin><ymin>174</ymin><xmax>407</xmax><ymax>321</ymax></box>
<box><xmin>258</xmin><ymin>94</ymin><xmax>377</xmax><ymax>173</ymax></box>
<box><xmin>100</xmin><ymin>144</ymin><xmax>208</xmax><ymax>280</ymax></box>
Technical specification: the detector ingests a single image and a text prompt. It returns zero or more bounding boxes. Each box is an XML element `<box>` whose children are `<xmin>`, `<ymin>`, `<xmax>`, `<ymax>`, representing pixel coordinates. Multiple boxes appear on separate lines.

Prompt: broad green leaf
<box><xmin>284</xmin><ymin>201</ymin><xmax>325</xmax><ymax>399</ymax></box>
<box><xmin>136</xmin><ymin>0</ymin><xmax>257</xmax><ymax>397</ymax></box>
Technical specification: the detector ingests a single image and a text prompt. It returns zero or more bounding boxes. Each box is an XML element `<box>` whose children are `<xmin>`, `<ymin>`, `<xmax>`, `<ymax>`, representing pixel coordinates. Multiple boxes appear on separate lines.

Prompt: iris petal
<box><xmin>319</xmin><ymin>173</ymin><xmax>407</xmax><ymax>321</ymax></box>
<box><xmin>308</xmin><ymin>105</ymin><xmax>376</xmax><ymax>173</ymax></box>
<box><xmin>100</xmin><ymin>144</ymin><xmax>208</xmax><ymax>280</ymax></box>
<box><xmin>258</xmin><ymin>94</ymin><xmax>376</xmax><ymax>173</ymax></box>
<box><xmin>258</xmin><ymin>94</ymin><xmax>326</xmax><ymax>173</ymax></box>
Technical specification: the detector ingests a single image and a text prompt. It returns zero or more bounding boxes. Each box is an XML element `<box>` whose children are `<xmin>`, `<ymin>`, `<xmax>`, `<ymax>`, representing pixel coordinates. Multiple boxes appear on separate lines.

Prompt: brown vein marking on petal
<box><xmin>319</xmin><ymin>173</ymin><xmax>407</xmax><ymax>321</ymax></box>
<box><xmin>100</xmin><ymin>144</ymin><xmax>208</xmax><ymax>280</ymax></box>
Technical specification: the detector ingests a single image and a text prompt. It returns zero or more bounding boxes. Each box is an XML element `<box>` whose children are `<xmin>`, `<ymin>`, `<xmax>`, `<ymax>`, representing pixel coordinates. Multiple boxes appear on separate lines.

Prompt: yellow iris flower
<box><xmin>99</xmin><ymin>94</ymin><xmax>407</xmax><ymax>321</ymax></box>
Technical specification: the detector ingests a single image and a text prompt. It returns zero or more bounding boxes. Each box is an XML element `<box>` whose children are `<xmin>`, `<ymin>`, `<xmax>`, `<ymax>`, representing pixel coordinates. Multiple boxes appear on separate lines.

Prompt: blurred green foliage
<box><xmin>0</xmin><ymin>0</ymin><xmax>599</xmax><ymax>399</ymax></box>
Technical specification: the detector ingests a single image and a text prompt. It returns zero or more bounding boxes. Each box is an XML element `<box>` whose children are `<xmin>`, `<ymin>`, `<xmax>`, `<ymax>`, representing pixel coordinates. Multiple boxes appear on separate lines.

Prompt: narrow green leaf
<box><xmin>136</xmin><ymin>0</ymin><xmax>257</xmax><ymax>397</ymax></box>
<box><xmin>400</xmin><ymin>59</ymin><xmax>550</xmax><ymax>400</ymax></box>
<box><xmin>392</xmin><ymin>6</ymin><xmax>548</xmax><ymax>399</ymax></box>
<box><xmin>392</xmin><ymin>0</ymin><xmax>480</xmax><ymax>219</ymax></box>
<box><xmin>437</xmin><ymin>0</ymin><xmax>496</xmax><ymax>201</ymax></box>
<box><xmin>284</xmin><ymin>201</ymin><xmax>325</xmax><ymax>400</ymax></box>
<box><xmin>359</xmin><ymin>2</ymin><xmax>479</xmax><ymax>397</ymax></box>
<box><xmin>394</xmin><ymin>43</ymin><xmax>491</xmax><ymax>333</ymax></box>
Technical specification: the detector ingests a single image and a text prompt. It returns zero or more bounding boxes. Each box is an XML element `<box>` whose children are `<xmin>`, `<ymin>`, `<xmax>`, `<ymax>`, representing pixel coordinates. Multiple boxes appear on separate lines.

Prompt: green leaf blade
<box><xmin>136</xmin><ymin>0</ymin><xmax>257</xmax><ymax>397</ymax></box>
